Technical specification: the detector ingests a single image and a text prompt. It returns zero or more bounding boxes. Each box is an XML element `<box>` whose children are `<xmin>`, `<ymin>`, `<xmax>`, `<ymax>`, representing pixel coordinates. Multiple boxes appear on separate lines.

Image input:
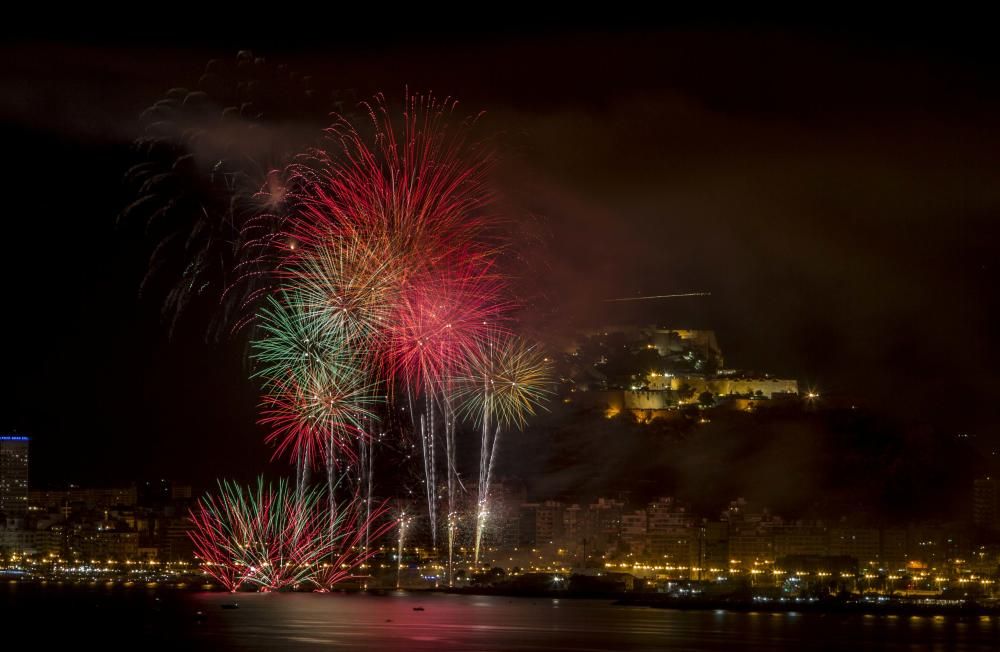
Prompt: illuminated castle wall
<box><xmin>648</xmin><ymin>375</ymin><xmax>799</xmax><ymax>398</ymax></box>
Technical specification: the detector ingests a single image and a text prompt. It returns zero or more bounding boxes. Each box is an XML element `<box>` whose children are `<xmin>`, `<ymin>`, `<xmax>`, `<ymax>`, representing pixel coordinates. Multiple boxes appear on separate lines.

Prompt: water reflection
<box><xmin>2</xmin><ymin>587</ymin><xmax>999</xmax><ymax>651</ymax></box>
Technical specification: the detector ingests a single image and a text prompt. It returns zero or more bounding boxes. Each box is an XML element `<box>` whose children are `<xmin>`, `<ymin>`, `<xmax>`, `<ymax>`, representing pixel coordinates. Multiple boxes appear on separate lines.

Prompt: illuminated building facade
<box><xmin>0</xmin><ymin>435</ymin><xmax>29</xmax><ymax>520</ymax></box>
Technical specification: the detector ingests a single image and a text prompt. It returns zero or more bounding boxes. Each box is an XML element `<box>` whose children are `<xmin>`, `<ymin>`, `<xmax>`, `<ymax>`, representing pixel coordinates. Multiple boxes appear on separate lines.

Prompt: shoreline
<box><xmin>5</xmin><ymin>580</ymin><xmax>1000</xmax><ymax>618</ymax></box>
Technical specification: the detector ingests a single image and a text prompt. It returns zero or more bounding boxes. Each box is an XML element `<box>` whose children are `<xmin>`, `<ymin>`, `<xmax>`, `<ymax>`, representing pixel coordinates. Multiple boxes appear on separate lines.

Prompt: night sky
<box><xmin>2</xmin><ymin>25</ymin><xmax>998</xmax><ymax>494</ymax></box>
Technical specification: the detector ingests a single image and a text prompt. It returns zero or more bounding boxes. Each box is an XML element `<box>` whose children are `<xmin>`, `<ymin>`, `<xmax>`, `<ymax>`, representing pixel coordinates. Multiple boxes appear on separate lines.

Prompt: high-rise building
<box><xmin>973</xmin><ymin>477</ymin><xmax>999</xmax><ymax>533</ymax></box>
<box><xmin>519</xmin><ymin>501</ymin><xmax>565</xmax><ymax>546</ymax></box>
<box><xmin>696</xmin><ymin>521</ymin><xmax>730</xmax><ymax>575</ymax></box>
<box><xmin>620</xmin><ymin>509</ymin><xmax>648</xmax><ymax>556</ymax></box>
<box><xmin>646</xmin><ymin>497</ymin><xmax>694</xmax><ymax>564</ymax></box>
<box><xmin>586</xmin><ymin>498</ymin><xmax>625</xmax><ymax>554</ymax></box>
<box><xmin>0</xmin><ymin>435</ymin><xmax>30</xmax><ymax>519</ymax></box>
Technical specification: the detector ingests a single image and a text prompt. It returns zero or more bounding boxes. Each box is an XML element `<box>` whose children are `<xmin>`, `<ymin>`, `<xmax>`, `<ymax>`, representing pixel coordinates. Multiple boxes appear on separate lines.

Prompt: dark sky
<box><xmin>2</xmin><ymin>25</ymin><xmax>998</xmax><ymax>490</ymax></box>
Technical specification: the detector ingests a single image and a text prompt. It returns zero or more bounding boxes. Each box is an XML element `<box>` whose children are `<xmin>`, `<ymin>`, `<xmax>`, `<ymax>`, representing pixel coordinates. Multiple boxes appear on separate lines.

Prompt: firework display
<box><xmin>252</xmin><ymin>293</ymin><xmax>380</xmax><ymax>492</ymax></box>
<box><xmin>161</xmin><ymin>86</ymin><xmax>553</xmax><ymax>589</ymax></box>
<box><xmin>457</xmin><ymin>333</ymin><xmax>555</xmax><ymax>564</ymax></box>
<box><xmin>187</xmin><ymin>478</ymin><xmax>335</xmax><ymax>592</ymax></box>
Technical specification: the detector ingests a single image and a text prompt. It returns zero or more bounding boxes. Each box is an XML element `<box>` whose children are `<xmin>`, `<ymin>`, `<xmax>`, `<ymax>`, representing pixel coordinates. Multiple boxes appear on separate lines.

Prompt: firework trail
<box><xmin>394</xmin><ymin>506</ymin><xmax>413</xmax><ymax>589</ymax></box>
<box><xmin>187</xmin><ymin>477</ymin><xmax>334</xmax><ymax>592</ymax></box>
<box><xmin>603</xmin><ymin>291</ymin><xmax>712</xmax><ymax>302</ymax></box>
<box><xmin>458</xmin><ymin>333</ymin><xmax>555</xmax><ymax>565</ymax></box>
<box><xmin>122</xmin><ymin>51</ymin><xmax>356</xmax><ymax>337</ymax></box>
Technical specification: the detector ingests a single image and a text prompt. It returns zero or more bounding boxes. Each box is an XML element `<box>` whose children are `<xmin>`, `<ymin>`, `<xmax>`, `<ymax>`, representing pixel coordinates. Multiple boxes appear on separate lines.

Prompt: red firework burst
<box><xmin>288</xmin><ymin>92</ymin><xmax>498</xmax><ymax>266</ymax></box>
<box><xmin>230</xmin><ymin>91</ymin><xmax>502</xmax><ymax>334</ymax></box>
<box><xmin>384</xmin><ymin>259</ymin><xmax>510</xmax><ymax>394</ymax></box>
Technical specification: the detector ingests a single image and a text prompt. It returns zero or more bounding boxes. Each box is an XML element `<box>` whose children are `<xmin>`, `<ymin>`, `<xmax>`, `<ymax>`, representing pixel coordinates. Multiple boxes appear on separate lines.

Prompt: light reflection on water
<box><xmin>3</xmin><ymin>586</ymin><xmax>999</xmax><ymax>651</ymax></box>
<box><xmin>191</xmin><ymin>592</ymin><xmax>1000</xmax><ymax>651</ymax></box>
